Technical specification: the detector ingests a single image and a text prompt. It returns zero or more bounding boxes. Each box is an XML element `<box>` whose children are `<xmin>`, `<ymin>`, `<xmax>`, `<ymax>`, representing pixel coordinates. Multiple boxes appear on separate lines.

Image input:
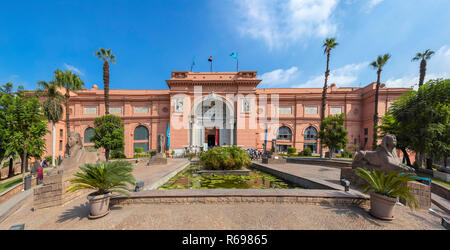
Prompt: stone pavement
<box><xmin>0</xmin><ymin>186</ymin><xmax>36</xmax><ymax>224</ymax></box>
<box><xmin>0</xmin><ymin>191</ymin><xmax>447</xmax><ymax>230</ymax></box>
<box><xmin>132</xmin><ymin>158</ymin><xmax>189</xmax><ymax>190</ymax></box>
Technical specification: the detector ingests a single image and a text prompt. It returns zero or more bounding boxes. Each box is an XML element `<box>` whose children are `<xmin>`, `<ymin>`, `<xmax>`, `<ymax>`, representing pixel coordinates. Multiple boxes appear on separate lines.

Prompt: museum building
<box><xmin>43</xmin><ymin>71</ymin><xmax>411</xmax><ymax>159</ymax></box>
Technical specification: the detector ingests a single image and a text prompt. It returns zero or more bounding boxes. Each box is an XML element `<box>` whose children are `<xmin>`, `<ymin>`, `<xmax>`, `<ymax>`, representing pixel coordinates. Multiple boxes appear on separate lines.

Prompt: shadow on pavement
<box><xmin>56</xmin><ymin>202</ymin><xmax>90</xmax><ymax>223</ymax></box>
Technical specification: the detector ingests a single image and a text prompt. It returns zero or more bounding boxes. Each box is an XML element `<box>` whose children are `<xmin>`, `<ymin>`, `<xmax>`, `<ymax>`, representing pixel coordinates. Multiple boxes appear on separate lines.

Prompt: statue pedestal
<box><xmin>261</xmin><ymin>154</ymin><xmax>286</xmax><ymax>164</ymax></box>
<box><xmin>148</xmin><ymin>153</ymin><xmax>168</xmax><ymax>165</ymax></box>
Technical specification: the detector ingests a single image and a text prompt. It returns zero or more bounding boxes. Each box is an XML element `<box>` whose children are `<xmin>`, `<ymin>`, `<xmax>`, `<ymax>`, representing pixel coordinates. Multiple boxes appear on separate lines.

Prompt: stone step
<box><xmin>431</xmin><ymin>193</ymin><xmax>450</xmax><ymax>215</ymax></box>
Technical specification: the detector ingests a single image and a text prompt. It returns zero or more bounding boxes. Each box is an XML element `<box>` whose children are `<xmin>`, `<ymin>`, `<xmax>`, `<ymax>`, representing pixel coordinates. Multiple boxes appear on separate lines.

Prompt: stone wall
<box><xmin>431</xmin><ymin>182</ymin><xmax>450</xmax><ymax>200</ymax></box>
<box><xmin>0</xmin><ymin>176</ymin><xmax>38</xmax><ymax>205</ymax></box>
<box><xmin>288</xmin><ymin>158</ymin><xmax>352</xmax><ymax>168</ymax></box>
<box><xmin>33</xmin><ymin>171</ymin><xmax>87</xmax><ymax>210</ymax></box>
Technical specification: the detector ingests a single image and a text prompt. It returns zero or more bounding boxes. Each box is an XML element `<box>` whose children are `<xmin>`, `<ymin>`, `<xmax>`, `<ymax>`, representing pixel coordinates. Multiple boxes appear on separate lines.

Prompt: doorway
<box><xmin>207</xmin><ymin>135</ymin><xmax>216</xmax><ymax>148</ymax></box>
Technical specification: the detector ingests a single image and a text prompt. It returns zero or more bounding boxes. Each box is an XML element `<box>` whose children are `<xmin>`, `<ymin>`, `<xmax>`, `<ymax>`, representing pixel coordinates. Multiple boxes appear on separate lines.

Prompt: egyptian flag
<box><xmin>208</xmin><ymin>56</ymin><xmax>213</xmax><ymax>62</ymax></box>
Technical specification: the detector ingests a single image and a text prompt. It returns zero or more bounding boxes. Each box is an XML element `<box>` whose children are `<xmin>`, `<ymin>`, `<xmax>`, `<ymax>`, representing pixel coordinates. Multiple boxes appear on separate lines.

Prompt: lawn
<box><xmin>0</xmin><ymin>177</ymin><xmax>23</xmax><ymax>194</ymax></box>
<box><xmin>416</xmin><ymin>172</ymin><xmax>450</xmax><ymax>188</ymax></box>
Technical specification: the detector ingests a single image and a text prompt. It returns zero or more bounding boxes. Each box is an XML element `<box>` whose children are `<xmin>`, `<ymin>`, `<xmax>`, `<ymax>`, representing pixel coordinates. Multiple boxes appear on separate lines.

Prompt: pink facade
<box><xmin>45</xmin><ymin>71</ymin><xmax>411</xmax><ymax>159</ymax></box>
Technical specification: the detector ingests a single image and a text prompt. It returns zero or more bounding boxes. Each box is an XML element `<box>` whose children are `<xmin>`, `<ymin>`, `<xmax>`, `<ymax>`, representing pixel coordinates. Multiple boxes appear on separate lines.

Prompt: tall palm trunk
<box><xmin>400</xmin><ymin>147</ymin><xmax>412</xmax><ymax>166</ymax></box>
<box><xmin>52</xmin><ymin>121</ymin><xmax>56</xmax><ymax>167</ymax></box>
<box><xmin>104</xmin><ymin>61</ymin><xmax>110</xmax><ymax>115</ymax></box>
<box><xmin>418</xmin><ymin>59</ymin><xmax>426</xmax><ymax>87</ymax></box>
<box><xmin>65</xmin><ymin>91</ymin><xmax>70</xmax><ymax>156</ymax></box>
<box><xmin>320</xmin><ymin>51</ymin><xmax>330</xmax><ymax>158</ymax></box>
<box><xmin>373</xmin><ymin>69</ymin><xmax>381</xmax><ymax>149</ymax></box>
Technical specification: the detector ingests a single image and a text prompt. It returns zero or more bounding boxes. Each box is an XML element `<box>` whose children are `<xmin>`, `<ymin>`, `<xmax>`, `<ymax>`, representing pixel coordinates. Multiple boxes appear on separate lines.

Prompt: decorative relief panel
<box><xmin>135</xmin><ymin>106</ymin><xmax>149</xmax><ymax>114</ymax></box>
<box><xmin>83</xmin><ymin>107</ymin><xmax>97</xmax><ymax>115</ymax></box>
<box><xmin>109</xmin><ymin>107</ymin><xmax>122</xmax><ymax>114</ymax></box>
<box><xmin>305</xmin><ymin>106</ymin><xmax>318</xmax><ymax>114</ymax></box>
<box><xmin>330</xmin><ymin>107</ymin><xmax>342</xmax><ymax>115</ymax></box>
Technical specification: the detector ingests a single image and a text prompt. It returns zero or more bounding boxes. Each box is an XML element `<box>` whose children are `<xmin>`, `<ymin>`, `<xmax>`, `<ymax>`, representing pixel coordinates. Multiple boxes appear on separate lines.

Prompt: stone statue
<box><xmin>352</xmin><ymin>134</ymin><xmax>415</xmax><ymax>173</ymax></box>
<box><xmin>158</xmin><ymin>134</ymin><xmax>166</xmax><ymax>154</ymax></box>
<box><xmin>52</xmin><ymin>132</ymin><xmax>105</xmax><ymax>176</ymax></box>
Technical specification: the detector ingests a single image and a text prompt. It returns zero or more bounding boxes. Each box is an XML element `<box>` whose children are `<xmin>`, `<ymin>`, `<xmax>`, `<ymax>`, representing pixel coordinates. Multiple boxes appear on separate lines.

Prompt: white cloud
<box><xmin>386</xmin><ymin>45</ymin><xmax>450</xmax><ymax>89</ymax></box>
<box><xmin>260</xmin><ymin>67</ymin><xmax>300</xmax><ymax>86</ymax></box>
<box><xmin>294</xmin><ymin>62</ymin><xmax>368</xmax><ymax>88</ymax></box>
<box><xmin>368</xmin><ymin>0</ymin><xmax>384</xmax><ymax>9</ymax></box>
<box><xmin>235</xmin><ymin>0</ymin><xmax>339</xmax><ymax>49</ymax></box>
<box><xmin>64</xmin><ymin>63</ymin><xmax>84</xmax><ymax>76</ymax></box>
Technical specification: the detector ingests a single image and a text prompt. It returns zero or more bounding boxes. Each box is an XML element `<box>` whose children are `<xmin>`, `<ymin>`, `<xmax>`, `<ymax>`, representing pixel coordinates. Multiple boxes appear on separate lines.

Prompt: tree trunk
<box><xmin>21</xmin><ymin>147</ymin><xmax>27</xmax><ymax>181</ymax></box>
<box><xmin>400</xmin><ymin>147</ymin><xmax>412</xmax><ymax>166</ymax></box>
<box><xmin>426</xmin><ymin>157</ymin><xmax>433</xmax><ymax>170</ymax></box>
<box><xmin>320</xmin><ymin>51</ymin><xmax>330</xmax><ymax>158</ymax></box>
<box><xmin>8</xmin><ymin>157</ymin><xmax>14</xmax><ymax>178</ymax></box>
<box><xmin>65</xmin><ymin>92</ymin><xmax>70</xmax><ymax>157</ymax></box>
<box><xmin>105</xmin><ymin>149</ymin><xmax>110</xmax><ymax>162</ymax></box>
<box><xmin>52</xmin><ymin>121</ymin><xmax>56</xmax><ymax>167</ymax></box>
<box><xmin>104</xmin><ymin>61</ymin><xmax>110</xmax><ymax>115</ymax></box>
<box><xmin>373</xmin><ymin>69</ymin><xmax>381</xmax><ymax>150</ymax></box>
<box><xmin>329</xmin><ymin>148</ymin><xmax>333</xmax><ymax>160</ymax></box>
<box><xmin>418</xmin><ymin>59</ymin><xmax>426</xmax><ymax>87</ymax></box>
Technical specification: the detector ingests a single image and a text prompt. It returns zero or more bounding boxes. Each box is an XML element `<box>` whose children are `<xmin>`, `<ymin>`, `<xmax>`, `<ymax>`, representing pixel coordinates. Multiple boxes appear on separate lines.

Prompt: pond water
<box><xmin>158</xmin><ymin>164</ymin><xmax>303</xmax><ymax>190</ymax></box>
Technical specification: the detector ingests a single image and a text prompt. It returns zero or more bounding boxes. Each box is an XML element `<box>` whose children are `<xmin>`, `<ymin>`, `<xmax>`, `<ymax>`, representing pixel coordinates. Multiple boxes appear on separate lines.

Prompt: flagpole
<box><xmin>237</xmin><ymin>58</ymin><xmax>239</xmax><ymax>72</ymax></box>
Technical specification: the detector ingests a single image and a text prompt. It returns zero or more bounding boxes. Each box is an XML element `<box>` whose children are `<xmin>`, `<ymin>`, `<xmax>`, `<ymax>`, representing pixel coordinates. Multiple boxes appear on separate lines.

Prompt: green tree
<box><xmin>2</xmin><ymin>92</ymin><xmax>48</xmax><ymax>179</ymax></box>
<box><xmin>53</xmin><ymin>69</ymin><xmax>84</xmax><ymax>156</ymax></box>
<box><xmin>320</xmin><ymin>38</ymin><xmax>339</xmax><ymax>158</ymax></box>
<box><xmin>36</xmin><ymin>81</ymin><xmax>65</xmax><ymax>167</ymax></box>
<box><xmin>0</xmin><ymin>83</ymin><xmax>17</xmax><ymax>177</ymax></box>
<box><xmin>412</xmin><ymin>49</ymin><xmax>434</xmax><ymax>88</ymax></box>
<box><xmin>387</xmin><ymin>79</ymin><xmax>450</xmax><ymax>169</ymax></box>
<box><xmin>95</xmin><ymin>48</ymin><xmax>116</xmax><ymax>115</ymax></box>
<box><xmin>92</xmin><ymin>114</ymin><xmax>124</xmax><ymax>162</ymax></box>
<box><xmin>370</xmin><ymin>53</ymin><xmax>391</xmax><ymax>149</ymax></box>
<box><xmin>318</xmin><ymin>113</ymin><xmax>348</xmax><ymax>159</ymax></box>
<box><xmin>378</xmin><ymin>113</ymin><xmax>413</xmax><ymax>166</ymax></box>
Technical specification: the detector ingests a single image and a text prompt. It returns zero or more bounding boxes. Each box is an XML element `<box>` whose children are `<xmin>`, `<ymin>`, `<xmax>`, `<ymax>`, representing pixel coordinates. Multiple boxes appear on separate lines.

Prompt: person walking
<box><xmin>37</xmin><ymin>162</ymin><xmax>44</xmax><ymax>185</ymax></box>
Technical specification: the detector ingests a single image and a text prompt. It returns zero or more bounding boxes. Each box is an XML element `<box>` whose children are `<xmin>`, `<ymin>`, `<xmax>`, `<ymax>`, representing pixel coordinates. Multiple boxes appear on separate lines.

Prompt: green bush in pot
<box><xmin>67</xmin><ymin>161</ymin><xmax>136</xmax><ymax>219</ymax></box>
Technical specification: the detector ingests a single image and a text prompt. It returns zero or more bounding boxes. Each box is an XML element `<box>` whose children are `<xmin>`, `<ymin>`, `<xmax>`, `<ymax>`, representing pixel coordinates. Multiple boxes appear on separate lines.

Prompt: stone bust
<box><xmin>353</xmin><ymin>134</ymin><xmax>415</xmax><ymax>173</ymax></box>
<box><xmin>67</xmin><ymin>132</ymin><xmax>83</xmax><ymax>157</ymax></box>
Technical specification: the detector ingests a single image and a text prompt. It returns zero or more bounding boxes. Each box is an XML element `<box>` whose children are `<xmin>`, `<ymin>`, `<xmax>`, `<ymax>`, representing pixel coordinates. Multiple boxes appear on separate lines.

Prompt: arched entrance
<box><xmin>189</xmin><ymin>92</ymin><xmax>235</xmax><ymax>149</ymax></box>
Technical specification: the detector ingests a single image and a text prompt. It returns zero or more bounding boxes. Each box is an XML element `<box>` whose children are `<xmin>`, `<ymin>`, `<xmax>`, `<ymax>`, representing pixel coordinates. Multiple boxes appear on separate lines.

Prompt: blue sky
<box><xmin>1</xmin><ymin>0</ymin><xmax>449</xmax><ymax>91</ymax></box>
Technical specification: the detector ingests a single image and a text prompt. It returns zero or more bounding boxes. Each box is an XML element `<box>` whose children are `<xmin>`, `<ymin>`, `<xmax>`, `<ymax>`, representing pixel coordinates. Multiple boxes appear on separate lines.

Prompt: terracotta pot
<box><xmin>87</xmin><ymin>193</ymin><xmax>110</xmax><ymax>219</ymax></box>
<box><xmin>369</xmin><ymin>192</ymin><xmax>397</xmax><ymax>220</ymax></box>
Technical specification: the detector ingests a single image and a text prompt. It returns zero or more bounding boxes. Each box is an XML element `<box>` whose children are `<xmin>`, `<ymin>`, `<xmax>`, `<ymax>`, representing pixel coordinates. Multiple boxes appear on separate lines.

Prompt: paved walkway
<box><xmin>0</xmin><ymin>186</ymin><xmax>36</xmax><ymax>224</ymax></box>
<box><xmin>0</xmin><ymin>192</ymin><xmax>447</xmax><ymax>230</ymax></box>
<box><xmin>132</xmin><ymin>158</ymin><xmax>189</xmax><ymax>190</ymax></box>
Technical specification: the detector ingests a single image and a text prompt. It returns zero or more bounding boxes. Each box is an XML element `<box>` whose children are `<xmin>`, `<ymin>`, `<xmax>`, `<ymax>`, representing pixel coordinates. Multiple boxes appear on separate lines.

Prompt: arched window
<box><xmin>304</xmin><ymin>126</ymin><xmax>318</xmax><ymax>153</ymax></box>
<box><xmin>304</xmin><ymin>126</ymin><xmax>317</xmax><ymax>141</ymax></box>
<box><xmin>277</xmin><ymin>126</ymin><xmax>292</xmax><ymax>140</ymax></box>
<box><xmin>134</xmin><ymin>125</ymin><xmax>149</xmax><ymax>153</ymax></box>
<box><xmin>84</xmin><ymin>127</ymin><xmax>95</xmax><ymax>144</ymax></box>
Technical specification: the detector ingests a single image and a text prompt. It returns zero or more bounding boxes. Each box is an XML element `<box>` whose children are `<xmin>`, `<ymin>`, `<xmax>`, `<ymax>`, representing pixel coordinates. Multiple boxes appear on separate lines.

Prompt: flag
<box><xmin>208</xmin><ymin>56</ymin><xmax>213</xmax><ymax>62</ymax></box>
<box><xmin>192</xmin><ymin>56</ymin><xmax>195</xmax><ymax>66</ymax></box>
<box><xmin>166</xmin><ymin>123</ymin><xmax>170</xmax><ymax>149</ymax></box>
<box><xmin>230</xmin><ymin>52</ymin><xmax>237</xmax><ymax>59</ymax></box>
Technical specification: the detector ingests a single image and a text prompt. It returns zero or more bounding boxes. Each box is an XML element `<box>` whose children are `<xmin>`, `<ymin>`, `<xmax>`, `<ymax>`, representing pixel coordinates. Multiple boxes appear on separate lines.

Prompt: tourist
<box><xmin>37</xmin><ymin>162</ymin><xmax>44</xmax><ymax>185</ymax></box>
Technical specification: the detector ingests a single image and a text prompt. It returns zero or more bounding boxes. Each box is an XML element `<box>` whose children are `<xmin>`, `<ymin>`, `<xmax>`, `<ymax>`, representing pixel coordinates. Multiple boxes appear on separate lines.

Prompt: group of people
<box><xmin>247</xmin><ymin>149</ymin><xmax>265</xmax><ymax>160</ymax></box>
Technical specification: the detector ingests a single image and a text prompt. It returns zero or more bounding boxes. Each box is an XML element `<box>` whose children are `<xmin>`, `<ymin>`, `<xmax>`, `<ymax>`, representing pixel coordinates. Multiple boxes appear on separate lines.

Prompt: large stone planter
<box><xmin>369</xmin><ymin>192</ymin><xmax>397</xmax><ymax>220</ymax></box>
<box><xmin>87</xmin><ymin>193</ymin><xmax>110</xmax><ymax>219</ymax></box>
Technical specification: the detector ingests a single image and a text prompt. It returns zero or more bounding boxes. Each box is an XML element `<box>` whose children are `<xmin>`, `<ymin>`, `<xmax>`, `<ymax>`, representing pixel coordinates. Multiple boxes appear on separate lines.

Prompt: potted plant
<box><xmin>67</xmin><ymin>161</ymin><xmax>136</xmax><ymax>219</ymax></box>
<box><xmin>355</xmin><ymin>168</ymin><xmax>418</xmax><ymax>220</ymax></box>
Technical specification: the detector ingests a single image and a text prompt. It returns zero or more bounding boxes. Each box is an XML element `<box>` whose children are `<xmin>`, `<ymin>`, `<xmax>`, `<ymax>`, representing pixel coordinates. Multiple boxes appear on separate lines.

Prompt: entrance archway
<box><xmin>189</xmin><ymin>93</ymin><xmax>235</xmax><ymax>149</ymax></box>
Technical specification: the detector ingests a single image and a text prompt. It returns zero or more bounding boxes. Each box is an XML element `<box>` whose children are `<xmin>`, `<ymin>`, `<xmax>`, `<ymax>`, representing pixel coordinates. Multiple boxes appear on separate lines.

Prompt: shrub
<box><xmin>200</xmin><ymin>146</ymin><xmax>251</xmax><ymax>170</ymax></box>
<box><xmin>45</xmin><ymin>156</ymin><xmax>52</xmax><ymax>164</ymax></box>
<box><xmin>67</xmin><ymin>161</ymin><xmax>136</xmax><ymax>196</ymax></box>
<box><xmin>150</xmin><ymin>151</ymin><xmax>157</xmax><ymax>156</ymax></box>
<box><xmin>298</xmin><ymin>147</ymin><xmax>312</xmax><ymax>157</ymax></box>
<box><xmin>355</xmin><ymin>168</ymin><xmax>418</xmax><ymax>209</ymax></box>
<box><xmin>135</xmin><ymin>147</ymin><xmax>143</xmax><ymax>154</ymax></box>
<box><xmin>111</xmin><ymin>150</ymin><xmax>126</xmax><ymax>159</ymax></box>
<box><xmin>287</xmin><ymin>147</ymin><xmax>297</xmax><ymax>154</ymax></box>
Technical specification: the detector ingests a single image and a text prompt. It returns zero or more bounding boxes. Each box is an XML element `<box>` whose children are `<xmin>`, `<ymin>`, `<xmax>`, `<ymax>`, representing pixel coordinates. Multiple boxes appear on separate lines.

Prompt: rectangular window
<box><xmin>109</xmin><ymin>107</ymin><xmax>122</xmax><ymax>114</ymax></box>
<box><xmin>364</xmin><ymin>128</ymin><xmax>368</xmax><ymax>135</ymax></box>
<box><xmin>135</xmin><ymin>106</ymin><xmax>149</xmax><ymax>113</ymax></box>
<box><xmin>59</xmin><ymin>140</ymin><xmax>63</xmax><ymax>151</ymax></box>
<box><xmin>330</xmin><ymin>107</ymin><xmax>342</xmax><ymax>115</ymax></box>
<box><xmin>60</xmin><ymin>129</ymin><xmax>63</xmax><ymax>137</ymax></box>
<box><xmin>279</xmin><ymin>107</ymin><xmax>292</xmax><ymax>114</ymax></box>
<box><xmin>305</xmin><ymin>106</ymin><xmax>318</xmax><ymax>114</ymax></box>
<box><xmin>83</xmin><ymin>107</ymin><xmax>97</xmax><ymax>115</ymax></box>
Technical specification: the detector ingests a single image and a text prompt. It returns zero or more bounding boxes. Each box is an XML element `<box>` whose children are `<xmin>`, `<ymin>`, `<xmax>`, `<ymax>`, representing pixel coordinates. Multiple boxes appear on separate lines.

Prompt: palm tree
<box><xmin>53</xmin><ymin>70</ymin><xmax>84</xmax><ymax>156</ymax></box>
<box><xmin>36</xmin><ymin>81</ymin><xmax>65</xmax><ymax>167</ymax></box>
<box><xmin>320</xmin><ymin>38</ymin><xmax>339</xmax><ymax>158</ymax></box>
<box><xmin>412</xmin><ymin>49</ymin><xmax>434</xmax><ymax>88</ymax></box>
<box><xmin>95</xmin><ymin>48</ymin><xmax>116</xmax><ymax>115</ymax></box>
<box><xmin>370</xmin><ymin>53</ymin><xmax>391</xmax><ymax>149</ymax></box>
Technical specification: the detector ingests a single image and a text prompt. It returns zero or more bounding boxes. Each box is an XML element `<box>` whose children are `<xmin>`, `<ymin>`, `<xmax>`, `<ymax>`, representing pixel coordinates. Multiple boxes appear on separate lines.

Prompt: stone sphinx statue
<box><xmin>352</xmin><ymin>134</ymin><xmax>415</xmax><ymax>173</ymax></box>
<box><xmin>53</xmin><ymin>132</ymin><xmax>105</xmax><ymax>176</ymax></box>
